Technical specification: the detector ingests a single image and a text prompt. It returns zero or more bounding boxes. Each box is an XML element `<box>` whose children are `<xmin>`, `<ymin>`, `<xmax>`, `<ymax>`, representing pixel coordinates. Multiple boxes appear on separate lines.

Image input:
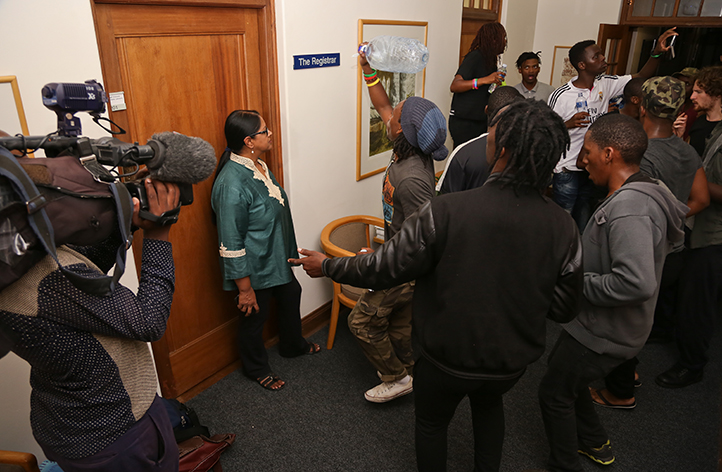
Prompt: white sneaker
<box><xmin>364</xmin><ymin>377</ymin><xmax>413</xmax><ymax>403</ymax></box>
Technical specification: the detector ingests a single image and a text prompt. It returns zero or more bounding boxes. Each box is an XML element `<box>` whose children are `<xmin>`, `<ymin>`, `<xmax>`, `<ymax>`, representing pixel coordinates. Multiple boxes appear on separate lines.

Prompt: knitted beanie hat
<box><xmin>399</xmin><ymin>96</ymin><xmax>449</xmax><ymax>161</ymax></box>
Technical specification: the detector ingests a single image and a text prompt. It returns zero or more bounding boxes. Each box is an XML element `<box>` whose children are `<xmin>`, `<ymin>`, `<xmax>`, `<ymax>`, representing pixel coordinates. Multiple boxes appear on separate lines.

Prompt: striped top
<box><xmin>548</xmin><ymin>75</ymin><xmax>631</xmax><ymax>173</ymax></box>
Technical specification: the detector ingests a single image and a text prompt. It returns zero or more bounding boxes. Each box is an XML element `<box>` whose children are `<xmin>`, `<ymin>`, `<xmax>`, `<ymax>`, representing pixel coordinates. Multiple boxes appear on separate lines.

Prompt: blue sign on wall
<box><xmin>293</xmin><ymin>53</ymin><xmax>341</xmax><ymax>70</ymax></box>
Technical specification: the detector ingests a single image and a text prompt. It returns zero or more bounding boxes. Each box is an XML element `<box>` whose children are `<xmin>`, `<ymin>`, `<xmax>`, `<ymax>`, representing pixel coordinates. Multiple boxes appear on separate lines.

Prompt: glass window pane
<box><xmin>482</xmin><ymin>0</ymin><xmax>492</xmax><ymax>9</ymax></box>
<box><xmin>473</xmin><ymin>0</ymin><xmax>480</xmax><ymax>9</ymax></box>
<box><xmin>463</xmin><ymin>0</ymin><xmax>470</xmax><ymax>8</ymax></box>
<box><xmin>632</xmin><ymin>0</ymin><xmax>653</xmax><ymax>16</ymax></box>
<box><xmin>701</xmin><ymin>0</ymin><xmax>722</xmax><ymax>16</ymax></box>
<box><xmin>678</xmin><ymin>0</ymin><xmax>702</xmax><ymax>15</ymax></box>
<box><xmin>653</xmin><ymin>0</ymin><xmax>676</xmax><ymax>16</ymax></box>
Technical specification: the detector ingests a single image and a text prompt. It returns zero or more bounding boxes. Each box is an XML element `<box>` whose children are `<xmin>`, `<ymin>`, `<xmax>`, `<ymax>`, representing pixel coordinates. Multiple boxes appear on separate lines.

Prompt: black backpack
<box><xmin>161</xmin><ymin>397</ymin><xmax>211</xmax><ymax>443</ymax></box>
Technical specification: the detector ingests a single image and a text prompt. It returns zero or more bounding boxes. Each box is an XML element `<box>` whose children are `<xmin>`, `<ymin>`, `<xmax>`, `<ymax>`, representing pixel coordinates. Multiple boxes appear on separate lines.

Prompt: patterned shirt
<box><xmin>211</xmin><ymin>154</ymin><xmax>298</xmax><ymax>291</ymax></box>
<box><xmin>0</xmin><ymin>238</ymin><xmax>174</xmax><ymax>459</ymax></box>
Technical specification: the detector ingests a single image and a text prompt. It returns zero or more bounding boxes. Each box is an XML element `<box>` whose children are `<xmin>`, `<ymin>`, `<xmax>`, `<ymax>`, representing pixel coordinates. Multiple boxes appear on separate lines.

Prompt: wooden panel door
<box><xmin>597</xmin><ymin>24</ymin><xmax>633</xmax><ymax>75</ymax></box>
<box><xmin>92</xmin><ymin>1</ymin><xmax>281</xmax><ymax>398</ymax></box>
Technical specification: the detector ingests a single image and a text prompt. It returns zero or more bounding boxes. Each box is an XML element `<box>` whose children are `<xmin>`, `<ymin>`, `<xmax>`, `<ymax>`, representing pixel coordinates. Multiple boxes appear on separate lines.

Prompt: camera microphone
<box><xmin>145</xmin><ymin>131</ymin><xmax>217</xmax><ymax>185</ymax></box>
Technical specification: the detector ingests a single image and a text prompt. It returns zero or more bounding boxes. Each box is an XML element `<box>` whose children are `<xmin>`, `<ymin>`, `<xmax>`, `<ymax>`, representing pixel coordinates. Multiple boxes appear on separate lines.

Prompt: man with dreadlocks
<box><xmin>290</xmin><ymin>99</ymin><xmax>582</xmax><ymax>472</ymax></box>
<box><xmin>538</xmin><ymin>113</ymin><xmax>688</xmax><ymax>471</ymax></box>
<box><xmin>346</xmin><ymin>45</ymin><xmax>449</xmax><ymax>404</ymax></box>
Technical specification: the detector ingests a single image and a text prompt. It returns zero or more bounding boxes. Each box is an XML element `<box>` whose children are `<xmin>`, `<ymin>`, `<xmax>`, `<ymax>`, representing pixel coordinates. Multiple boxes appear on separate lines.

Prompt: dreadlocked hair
<box><xmin>488</xmin><ymin>99</ymin><xmax>570</xmax><ymax>194</ymax></box>
<box><xmin>468</xmin><ymin>22</ymin><xmax>507</xmax><ymax>70</ymax></box>
<box><xmin>392</xmin><ymin>131</ymin><xmax>431</xmax><ymax>163</ymax></box>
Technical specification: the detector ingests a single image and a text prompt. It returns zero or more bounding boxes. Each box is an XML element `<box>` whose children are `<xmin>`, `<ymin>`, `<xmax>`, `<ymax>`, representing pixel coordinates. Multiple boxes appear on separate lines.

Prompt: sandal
<box><xmin>306</xmin><ymin>342</ymin><xmax>321</xmax><ymax>355</ymax></box>
<box><xmin>257</xmin><ymin>374</ymin><xmax>285</xmax><ymax>391</ymax></box>
<box><xmin>590</xmin><ymin>387</ymin><xmax>636</xmax><ymax>409</ymax></box>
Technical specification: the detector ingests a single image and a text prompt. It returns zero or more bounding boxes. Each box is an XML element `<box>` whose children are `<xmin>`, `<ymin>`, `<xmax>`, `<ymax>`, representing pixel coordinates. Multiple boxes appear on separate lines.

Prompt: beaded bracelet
<box><xmin>472</xmin><ymin>78</ymin><xmax>478</xmax><ymax>90</ymax></box>
<box><xmin>366</xmin><ymin>78</ymin><xmax>380</xmax><ymax>87</ymax></box>
<box><xmin>650</xmin><ymin>52</ymin><xmax>662</xmax><ymax>58</ymax></box>
<box><xmin>363</xmin><ymin>69</ymin><xmax>378</xmax><ymax>78</ymax></box>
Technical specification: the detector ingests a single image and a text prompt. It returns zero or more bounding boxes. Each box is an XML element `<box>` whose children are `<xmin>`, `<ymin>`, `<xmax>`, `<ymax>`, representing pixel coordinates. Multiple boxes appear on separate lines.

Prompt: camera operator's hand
<box><xmin>132</xmin><ymin>178</ymin><xmax>180</xmax><ymax>241</ymax></box>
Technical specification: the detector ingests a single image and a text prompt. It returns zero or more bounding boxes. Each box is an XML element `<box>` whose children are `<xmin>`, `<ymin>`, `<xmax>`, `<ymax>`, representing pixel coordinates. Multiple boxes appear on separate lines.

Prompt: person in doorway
<box><xmin>211</xmin><ymin>110</ymin><xmax>321</xmax><ymax>392</ymax></box>
<box><xmin>291</xmin><ymin>99</ymin><xmax>582</xmax><ymax>472</ymax></box>
<box><xmin>547</xmin><ymin>27</ymin><xmax>678</xmax><ymax>231</ymax></box>
<box><xmin>350</xmin><ymin>44</ymin><xmax>448</xmax><ymax>403</ymax></box>
<box><xmin>538</xmin><ymin>113</ymin><xmax>687</xmax><ymax>471</ymax></box>
<box><xmin>513</xmin><ymin>51</ymin><xmax>555</xmax><ymax>103</ymax></box>
<box><xmin>448</xmin><ymin>22</ymin><xmax>507</xmax><ymax>147</ymax></box>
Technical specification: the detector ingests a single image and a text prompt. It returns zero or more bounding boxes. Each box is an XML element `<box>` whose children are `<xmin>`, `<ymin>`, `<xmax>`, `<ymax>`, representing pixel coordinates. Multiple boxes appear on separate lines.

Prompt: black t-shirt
<box><xmin>689</xmin><ymin>115</ymin><xmax>721</xmax><ymax>157</ymax></box>
<box><xmin>439</xmin><ymin>134</ymin><xmax>490</xmax><ymax>193</ymax></box>
<box><xmin>640</xmin><ymin>136</ymin><xmax>702</xmax><ymax>203</ymax></box>
<box><xmin>450</xmin><ymin>49</ymin><xmax>496</xmax><ymax>122</ymax></box>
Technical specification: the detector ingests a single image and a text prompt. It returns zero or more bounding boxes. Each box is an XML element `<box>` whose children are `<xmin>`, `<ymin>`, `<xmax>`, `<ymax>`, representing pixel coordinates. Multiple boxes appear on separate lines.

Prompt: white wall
<box><xmin>532</xmin><ymin>0</ymin><xmax>623</xmax><ymax>85</ymax></box>
<box><xmin>501</xmin><ymin>0</ymin><xmax>541</xmax><ymax>87</ymax></box>
<box><xmin>276</xmin><ymin>0</ymin><xmax>463</xmax><ymax>315</ymax></box>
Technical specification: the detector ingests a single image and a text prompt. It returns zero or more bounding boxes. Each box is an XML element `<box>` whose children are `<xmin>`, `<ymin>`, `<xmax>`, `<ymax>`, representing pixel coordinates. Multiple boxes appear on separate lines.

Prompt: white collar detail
<box><xmin>230</xmin><ymin>153</ymin><xmax>285</xmax><ymax>206</ymax></box>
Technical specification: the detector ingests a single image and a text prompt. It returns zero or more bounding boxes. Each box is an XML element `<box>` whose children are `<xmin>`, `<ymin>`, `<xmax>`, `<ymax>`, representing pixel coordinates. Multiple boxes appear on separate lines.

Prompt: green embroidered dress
<box><xmin>211</xmin><ymin>153</ymin><xmax>299</xmax><ymax>291</ymax></box>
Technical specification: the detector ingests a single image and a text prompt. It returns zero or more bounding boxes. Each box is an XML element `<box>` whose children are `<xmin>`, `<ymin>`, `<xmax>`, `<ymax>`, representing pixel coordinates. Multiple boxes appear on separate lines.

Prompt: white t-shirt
<box><xmin>548</xmin><ymin>74</ymin><xmax>631</xmax><ymax>173</ymax></box>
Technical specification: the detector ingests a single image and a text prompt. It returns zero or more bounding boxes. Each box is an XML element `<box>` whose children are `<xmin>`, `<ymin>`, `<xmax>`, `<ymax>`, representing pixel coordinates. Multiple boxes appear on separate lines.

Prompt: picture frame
<box><xmin>0</xmin><ymin>76</ymin><xmax>31</xmax><ymax>138</ymax></box>
<box><xmin>357</xmin><ymin>19</ymin><xmax>427</xmax><ymax>181</ymax></box>
<box><xmin>549</xmin><ymin>46</ymin><xmax>575</xmax><ymax>89</ymax></box>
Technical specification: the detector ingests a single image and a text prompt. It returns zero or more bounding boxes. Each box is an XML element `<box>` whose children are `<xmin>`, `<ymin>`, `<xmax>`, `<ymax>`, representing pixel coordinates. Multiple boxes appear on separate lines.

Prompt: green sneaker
<box><xmin>578</xmin><ymin>439</ymin><xmax>615</xmax><ymax>465</ymax></box>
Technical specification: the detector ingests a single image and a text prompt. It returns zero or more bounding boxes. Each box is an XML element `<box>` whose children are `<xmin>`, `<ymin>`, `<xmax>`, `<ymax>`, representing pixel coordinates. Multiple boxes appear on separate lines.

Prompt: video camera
<box><xmin>0</xmin><ymin>80</ymin><xmax>217</xmax><ymax>226</ymax></box>
<box><xmin>0</xmin><ymin>79</ymin><xmax>216</xmax><ymax>300</ymax></box>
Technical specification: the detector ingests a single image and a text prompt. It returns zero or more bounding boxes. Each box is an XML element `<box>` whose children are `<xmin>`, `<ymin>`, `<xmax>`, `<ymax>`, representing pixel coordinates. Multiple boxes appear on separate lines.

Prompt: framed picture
<box><xmin>549</xmin><ymin>46</ymin><xmax>575</xmax><ymax>88</ymax></box>
<box><xmin>0</xmin><ymin>76</ymin><xmax>30</xmax><ymax>137</ymax></box>
<box><xmin>357</xmin><ymin>19</ymin><xmax>427</xmax><ymax>181</ymax></box>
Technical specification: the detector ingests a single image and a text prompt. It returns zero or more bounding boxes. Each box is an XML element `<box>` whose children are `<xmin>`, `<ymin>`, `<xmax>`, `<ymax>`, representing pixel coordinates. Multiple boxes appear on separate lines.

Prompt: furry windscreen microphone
<box><xmin>146</xmin><ymin>131</ymin><xmax>217</xmax><ymax>184</ymax></box>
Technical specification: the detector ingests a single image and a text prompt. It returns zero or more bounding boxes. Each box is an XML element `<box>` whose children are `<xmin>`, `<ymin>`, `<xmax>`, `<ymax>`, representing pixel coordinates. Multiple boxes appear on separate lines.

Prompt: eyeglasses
<box><xmin>248</xmin><ymin>127</ymin><xmax>269</xmax><ymax>138</ymax></box>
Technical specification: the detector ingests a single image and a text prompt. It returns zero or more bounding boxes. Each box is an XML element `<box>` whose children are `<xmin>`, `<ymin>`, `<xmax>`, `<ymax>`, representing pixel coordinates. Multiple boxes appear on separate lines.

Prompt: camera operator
<box><xmin>0</xmin><ymin>175</ymin><xmax>181</xmax><ymax>472</ymax></box>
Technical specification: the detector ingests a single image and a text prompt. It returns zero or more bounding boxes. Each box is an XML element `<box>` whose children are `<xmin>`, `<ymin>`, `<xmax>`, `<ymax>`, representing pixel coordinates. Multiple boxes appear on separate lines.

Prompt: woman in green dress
<box><xmin>211</xmin><ymin>110</ymin><xmax>320</xmax><ymax>391</ymax></box>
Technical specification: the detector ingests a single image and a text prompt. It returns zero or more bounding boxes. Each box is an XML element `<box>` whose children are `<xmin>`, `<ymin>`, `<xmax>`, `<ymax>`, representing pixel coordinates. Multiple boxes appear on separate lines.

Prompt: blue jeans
<box><xmin>552</xmin><ymin>171</ymin><xmax>595</xmax><ymax>232</ymax></box>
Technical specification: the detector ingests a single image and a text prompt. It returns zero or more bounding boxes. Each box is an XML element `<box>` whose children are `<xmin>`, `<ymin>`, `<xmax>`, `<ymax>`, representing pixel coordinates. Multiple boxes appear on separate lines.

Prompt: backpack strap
<box><xmin>0</xmin><ymin>147</ymin><xmax>133</xmax><ymax>297</ymax></box>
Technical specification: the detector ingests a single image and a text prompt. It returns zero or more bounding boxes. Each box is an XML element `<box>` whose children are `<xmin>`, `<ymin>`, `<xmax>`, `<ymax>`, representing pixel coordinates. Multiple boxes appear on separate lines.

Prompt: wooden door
<box><xmin>597</xmin><ymin>24</ymin><xmax>633</xmax><ymax>75</ymax></box>
<box><xmin>458</xmin><ymin>1</ymin><xmax>502</xmax><ymax>65</ymax></box>
<box><xmin>92</xmin><ymin>0</ymin><xmax>282</xmax><ymax>398</ymax></box>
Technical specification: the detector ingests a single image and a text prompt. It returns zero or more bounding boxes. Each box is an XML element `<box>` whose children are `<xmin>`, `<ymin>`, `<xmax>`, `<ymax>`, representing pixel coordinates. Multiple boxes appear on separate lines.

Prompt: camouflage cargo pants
<box><xmin>347</xmin><ymin>282</ymin><xmax>414</xmax><ymax>382</ymax></box>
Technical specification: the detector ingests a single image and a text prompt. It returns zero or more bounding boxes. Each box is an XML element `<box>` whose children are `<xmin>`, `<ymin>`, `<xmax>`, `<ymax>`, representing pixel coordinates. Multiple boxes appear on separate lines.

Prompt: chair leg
<box><xmin>327</xmin><ymin>284</ymin><xmax>342</xmax><ymax>349</ymax></box>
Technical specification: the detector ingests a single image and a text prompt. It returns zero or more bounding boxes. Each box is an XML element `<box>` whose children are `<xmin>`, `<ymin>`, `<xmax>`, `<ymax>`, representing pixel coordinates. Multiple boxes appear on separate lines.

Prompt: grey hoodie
<box><xmin>564</xmin><ymin>178</ymin><xmax>688</xmax><ymax>359</ymax></box>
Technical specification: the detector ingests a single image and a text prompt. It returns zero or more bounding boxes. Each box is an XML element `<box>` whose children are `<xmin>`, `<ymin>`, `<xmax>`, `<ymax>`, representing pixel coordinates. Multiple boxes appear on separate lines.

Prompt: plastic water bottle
<box><xmin>488</xmin><ymin>63</ymin><xmax>507</xmax><ymax>94</ymax></box>
<box><xmin>575</xmin><ymin>92</ymin><xmax>588</xmax><ymax>114</ymax></box>
<box><xmin>359</xmin><ymin>36</ymin><xmax>429</xmax><ymax>74</ymax></box>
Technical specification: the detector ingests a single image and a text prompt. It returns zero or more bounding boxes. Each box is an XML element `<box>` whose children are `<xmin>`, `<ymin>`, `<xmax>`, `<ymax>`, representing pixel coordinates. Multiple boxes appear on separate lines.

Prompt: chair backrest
<box><xmin>329</xmin><ymin>222</ymin><xmax>368</xmax><ymax>254</ymax></box>
<box><xmin>321</xmin><ymin>215</ymin><xmax>384</xmax><ymax>258</ymax></box>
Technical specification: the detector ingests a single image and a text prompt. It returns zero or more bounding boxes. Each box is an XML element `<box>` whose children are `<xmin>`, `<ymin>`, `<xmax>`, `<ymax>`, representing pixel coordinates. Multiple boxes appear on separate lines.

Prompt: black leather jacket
<box><xmin>324</xmin><ymin>178</ymin><xmax>582</xmax><ymax>377</ymax></box>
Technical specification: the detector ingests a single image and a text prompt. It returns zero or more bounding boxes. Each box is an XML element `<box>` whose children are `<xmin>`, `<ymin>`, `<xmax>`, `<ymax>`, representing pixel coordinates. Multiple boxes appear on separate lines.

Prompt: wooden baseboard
<box><xmin>177</xmin><ymin>301</ymin><xmax>331</xmax><ymax>402</ymax></box>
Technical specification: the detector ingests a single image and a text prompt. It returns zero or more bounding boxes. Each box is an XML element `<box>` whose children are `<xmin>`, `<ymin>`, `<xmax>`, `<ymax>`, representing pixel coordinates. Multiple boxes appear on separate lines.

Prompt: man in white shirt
<box><xmin>548</xmin><ymin>27</ymin><xmax>678</xmax><ymax>231</ymax></box>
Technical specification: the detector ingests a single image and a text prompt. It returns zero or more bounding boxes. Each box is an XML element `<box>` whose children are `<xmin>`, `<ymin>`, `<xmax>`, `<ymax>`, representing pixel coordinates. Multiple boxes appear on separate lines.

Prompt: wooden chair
<box><xmin>320</xmin><ymin>215</ymin><xmax>384</xmax><ymax>349</ymax></box>
<box><xmin>0</xmin><ymin>451</ymin><xmax>40</xmax><ymax>472</ymax></box>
